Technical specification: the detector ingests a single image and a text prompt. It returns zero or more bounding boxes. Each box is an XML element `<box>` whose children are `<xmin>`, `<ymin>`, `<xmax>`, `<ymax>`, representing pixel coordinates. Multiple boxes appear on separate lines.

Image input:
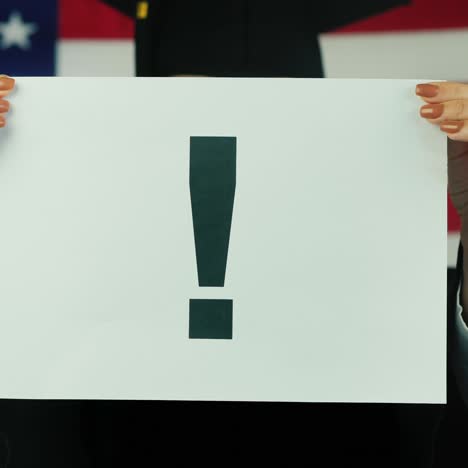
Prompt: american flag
<box><xmin>1</xmin><ymin>0</ymin><xmax>466</xmax><ymax>266</ymax></box>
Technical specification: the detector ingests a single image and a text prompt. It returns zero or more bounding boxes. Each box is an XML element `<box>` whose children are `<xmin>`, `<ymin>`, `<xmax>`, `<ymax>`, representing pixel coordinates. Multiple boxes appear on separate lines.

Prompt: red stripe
<box><xmin>448</xmin><ymin>195</ymin><xmax>461</xmax><ymax>232</ymax></box>
<box><xmin>59</xmin><ymin>0</ymin><xmax>134</xmax><ymax>39</ymax></box>
<box><xmin>335</xmin><ymin>0</ymin><xmax>468</xmax><ymax>33</ymax></box>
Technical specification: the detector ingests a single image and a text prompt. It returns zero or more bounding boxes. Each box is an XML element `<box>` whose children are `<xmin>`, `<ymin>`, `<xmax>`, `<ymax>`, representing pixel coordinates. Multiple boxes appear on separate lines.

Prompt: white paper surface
<box><xmin>0</xmin><ymin>78</ymin><xmax>446</xmax><ymax>403</ymax></box>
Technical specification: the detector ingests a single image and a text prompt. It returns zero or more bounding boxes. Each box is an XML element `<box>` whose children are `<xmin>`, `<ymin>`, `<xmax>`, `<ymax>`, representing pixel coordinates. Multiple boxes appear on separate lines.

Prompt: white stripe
<box><xmin>320</xmin><ymin>28</ymin><xmax>468</xmax><ymax>80</ymax></box>
<box><xmin>57</xmin><ymin>40</ymin><xmax>134</xmax><ymax>77</ymax></box>
<box><xmin>448</xmin><ymin>232</ymin><xmax>461</xmax><ymax>268</ymax></box>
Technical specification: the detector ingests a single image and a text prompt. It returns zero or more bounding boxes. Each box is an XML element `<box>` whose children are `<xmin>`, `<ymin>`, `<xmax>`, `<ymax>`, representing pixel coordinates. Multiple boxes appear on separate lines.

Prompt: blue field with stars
<box><xmin>0</xmin><ymin>0</ymin><xmax>57</xmax><ymax>76</ymax></box>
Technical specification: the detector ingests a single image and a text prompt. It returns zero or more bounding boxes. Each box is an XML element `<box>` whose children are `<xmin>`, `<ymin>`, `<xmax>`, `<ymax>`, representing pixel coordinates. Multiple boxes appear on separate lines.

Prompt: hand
<box><xmin>0</xmin><ymin>75</ymin><xmax>15</xmax><ymax>128</ymax></box>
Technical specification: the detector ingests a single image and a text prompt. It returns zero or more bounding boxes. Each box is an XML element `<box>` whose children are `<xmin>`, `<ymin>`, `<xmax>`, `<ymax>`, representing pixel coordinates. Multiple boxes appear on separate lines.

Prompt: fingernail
<box><xmin>0</xmin><ymin>101</ymin><xmax>10</xmax><ymax>113</ymax></box>
<box><xmin>0</xmin><ymin>76</ymin><xmax>15</xmax><ymax>90</ymax></box>
<box><xmin>416</xmin><ymin>83</ymin><xmax>439</xmax><ymax>98</ymax></box>
<box><xmin>441</xmin><ymin>121</ymin><xmax>464</xmax><ymax>133</ymax></box>
<box><xmin>420</xmin><ymin>103</ymin><xmax>444</xmax><ymax>119</ymax></box>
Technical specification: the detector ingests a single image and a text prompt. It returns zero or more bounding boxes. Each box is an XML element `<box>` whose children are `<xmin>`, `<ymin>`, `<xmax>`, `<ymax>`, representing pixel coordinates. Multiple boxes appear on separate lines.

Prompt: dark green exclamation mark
<box><xmin>189</xmin><ymin>136</ymin><xmax>236</xmax><ymax>340</ymax></box>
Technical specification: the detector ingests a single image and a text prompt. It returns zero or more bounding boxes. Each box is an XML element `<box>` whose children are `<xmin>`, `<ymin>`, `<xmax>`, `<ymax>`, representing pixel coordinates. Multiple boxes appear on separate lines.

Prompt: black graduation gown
<box><xmin>120</xmin><ymin>0</ymin><xmax>413</xmax><ymax>77</ymax></box>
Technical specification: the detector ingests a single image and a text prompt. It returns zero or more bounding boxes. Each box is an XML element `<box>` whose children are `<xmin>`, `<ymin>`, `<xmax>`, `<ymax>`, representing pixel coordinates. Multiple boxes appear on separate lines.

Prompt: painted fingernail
<box><xmin>441</xmin><ymin>121</ymin><xmax>464</xmax><ymax>133</ymax></box>
<box><xmin>0</xmin><ymin>76</ymin><xmax>15</xmax><ymax>90</ymax></box>
<box><xmin>0</xmin><ymin>101</ymin><xmax>10</xmax><ymax>113</ymax></box>
<box><xmin>420</xmin><ymin>103</ymin><xmax>444</xmax><ymax>118</ymax></box>
<box><xmin>416</xmin><ymin>84</ymin><xmax>439</xmax><ymax>97</ymax></box>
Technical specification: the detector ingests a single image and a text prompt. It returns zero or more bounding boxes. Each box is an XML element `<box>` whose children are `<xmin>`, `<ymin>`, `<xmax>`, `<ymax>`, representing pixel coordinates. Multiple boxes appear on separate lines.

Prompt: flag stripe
<box><xmin>56</xmin><ymin>39</ymin><xmax>134</xmax><ymax>76</ymax></box>
<box><xmin>59</xmin><ymin>0</ymin><xmax>133</xmax><ymax>39</ymax></box>
<box><xmin>336</xmin><ymin>0</ymin><xmax>468</xmax><ymax>32</ymax></box>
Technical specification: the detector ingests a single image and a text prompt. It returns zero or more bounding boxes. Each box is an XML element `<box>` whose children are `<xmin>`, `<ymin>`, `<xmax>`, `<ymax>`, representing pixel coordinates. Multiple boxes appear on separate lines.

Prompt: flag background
<box><xmin>1</xmin><ymin>2</ymin><xmax>468</xmax><ymax>467</ymax></box>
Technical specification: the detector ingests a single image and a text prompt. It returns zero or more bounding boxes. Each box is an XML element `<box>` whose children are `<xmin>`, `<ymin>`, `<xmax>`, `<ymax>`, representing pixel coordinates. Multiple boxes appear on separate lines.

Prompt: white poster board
<box><xmin>0</xmin><ymin>78</ymin><xmax>446</xmax><ymax>403</ymax></box>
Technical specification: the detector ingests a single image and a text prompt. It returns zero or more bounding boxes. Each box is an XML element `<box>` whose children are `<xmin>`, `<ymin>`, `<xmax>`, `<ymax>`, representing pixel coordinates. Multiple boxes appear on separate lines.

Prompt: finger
<box><xmin>0</xmin><ymin>75</ymin><xmax>15</xmax><ymax>98</ymax></box>
<box><xmin>0</xmin><ymin>99</ymin><xmax>10</xmax><ymax>114</ymax></box>
<box><xmin>440</xmin><ymin>120</ymin><xmax>468</xmax><ymax>141</ymax></box>
<box><xmin>420</xmin><ymin>99</ymin><xmax>468</xmax><ymax>124</ymax></box>
<box><xmin>415</xmin><ymin>81</ymin><xmax>468</xmax><ymax>104</ymax></box>
<box><xmin>0</xmin><ymin>98</ymin><xmax>11</xmax><ymax>128</ymax></box>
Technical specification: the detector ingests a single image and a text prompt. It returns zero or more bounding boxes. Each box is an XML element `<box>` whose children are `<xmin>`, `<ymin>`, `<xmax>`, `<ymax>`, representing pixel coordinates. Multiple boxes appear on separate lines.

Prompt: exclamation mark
<box><xmin>189</xmin><ymin>136</ymin><xmax>236</xmax><ymax>340</ymax></box>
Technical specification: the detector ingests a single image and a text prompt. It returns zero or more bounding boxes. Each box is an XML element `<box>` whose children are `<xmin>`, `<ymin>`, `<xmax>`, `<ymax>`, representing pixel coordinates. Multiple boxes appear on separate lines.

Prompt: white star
<box><xmin>0</xmin><ymin>11</ymin><xmax>38</xmax><ymax>50</ymax></box>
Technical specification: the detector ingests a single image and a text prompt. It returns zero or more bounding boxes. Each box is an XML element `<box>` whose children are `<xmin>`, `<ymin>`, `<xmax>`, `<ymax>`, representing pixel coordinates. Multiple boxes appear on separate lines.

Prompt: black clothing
<box><xmin>106</xmin><ymin>0</ymin><xmax>411</xmax><ymax>77</ymax></box>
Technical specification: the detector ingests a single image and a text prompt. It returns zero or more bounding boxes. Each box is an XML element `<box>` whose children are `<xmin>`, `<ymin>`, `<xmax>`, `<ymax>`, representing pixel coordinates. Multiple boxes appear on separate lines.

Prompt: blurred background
<box><xmin>0</xmin><ymin>0</ymin><xmax>465</xmax><ymax>268</ymax></box>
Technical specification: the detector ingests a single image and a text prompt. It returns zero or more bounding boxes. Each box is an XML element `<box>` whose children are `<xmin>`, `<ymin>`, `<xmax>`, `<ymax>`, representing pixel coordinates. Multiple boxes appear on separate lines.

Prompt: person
<box><xmin>1</xmin><ymin>5</ymin><xmax>468</xmax><ymax>466</ymax></box>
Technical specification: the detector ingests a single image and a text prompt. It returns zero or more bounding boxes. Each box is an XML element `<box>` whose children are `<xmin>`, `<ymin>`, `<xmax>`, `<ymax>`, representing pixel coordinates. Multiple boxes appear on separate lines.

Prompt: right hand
<box><xmin>0</xmin><ymin>75</ymin><xmax>15</xmax><ymax>128</ymax></box>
